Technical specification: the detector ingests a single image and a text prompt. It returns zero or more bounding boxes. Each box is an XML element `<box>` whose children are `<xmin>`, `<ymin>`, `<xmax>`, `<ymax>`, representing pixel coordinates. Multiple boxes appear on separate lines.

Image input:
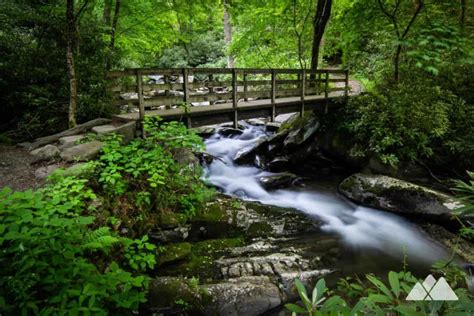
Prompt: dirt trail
<box><xmin>0</xmin><ymin>145</ymin><xmax>43</xmax><ymax>191</ymax></box>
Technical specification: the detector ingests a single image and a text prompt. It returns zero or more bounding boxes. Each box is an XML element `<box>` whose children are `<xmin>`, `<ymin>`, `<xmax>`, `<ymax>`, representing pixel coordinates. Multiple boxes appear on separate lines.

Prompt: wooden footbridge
<box><xmin>108</xmin><ymin>67</ymin><xmax>351</xmax><ymax>128</ymax></box>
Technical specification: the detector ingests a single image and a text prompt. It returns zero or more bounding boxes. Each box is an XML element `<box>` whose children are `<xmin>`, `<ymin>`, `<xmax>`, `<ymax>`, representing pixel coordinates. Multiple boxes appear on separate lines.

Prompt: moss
<box><xmin>157</xmin><ymin>238</ymin><xmax>244</xmax><ymax>279</ymax></box>
<box><xmin>194</xmin><ymin>203</ymin><xmax>228</xmax><ymax>222</ymax></box>
<box><xmin>158</xmin><ymin>211</ymin><xmax>187</xmax><ymax>228</ymax></box>
<box><xmin>148</xmin><ymin>277</ymin><xmax>210</xmax><ymax>313</ymax></box>
<box><xmin>247</xmin><ymin>222</ymin><xmax>273</xmax><ymax>237</ymax></box>
<box><xmin>156</xmin><ymin>242</ymin><xmax>192</xmax><ymax>267</ymax></box>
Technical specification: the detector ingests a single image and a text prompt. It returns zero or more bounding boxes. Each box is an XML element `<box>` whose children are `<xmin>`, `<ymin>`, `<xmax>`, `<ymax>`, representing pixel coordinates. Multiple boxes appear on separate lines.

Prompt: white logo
<box><xmin>406</xmin><ymin>275</ymin><xmax>458</xmax><ymax>301</ymax></box>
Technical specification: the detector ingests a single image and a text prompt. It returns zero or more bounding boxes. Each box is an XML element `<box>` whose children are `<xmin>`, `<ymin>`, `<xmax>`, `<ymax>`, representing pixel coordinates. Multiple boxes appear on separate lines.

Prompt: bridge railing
<box><xmin>107</xmin><ymin>68</ymin><xmax>349</xmax><ymax>123</ymax></box>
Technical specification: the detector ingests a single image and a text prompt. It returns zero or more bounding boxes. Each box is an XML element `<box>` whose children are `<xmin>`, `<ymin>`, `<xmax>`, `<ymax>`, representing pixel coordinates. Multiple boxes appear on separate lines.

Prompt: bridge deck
<box><xmin>109</xmin><ymin>67</ymin><xmax>351</xmax><ymax>127</ymax></box>
<box><xmin>114</xmin><ymin>92</ymin><xmax>345</xmax><ymax>127</ymax></box>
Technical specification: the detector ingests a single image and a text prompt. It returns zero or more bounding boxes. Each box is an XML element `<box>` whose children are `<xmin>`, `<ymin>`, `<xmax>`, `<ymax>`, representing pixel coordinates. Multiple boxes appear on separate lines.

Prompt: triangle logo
<box><xmin>406</xmin><ymin>275</ymin><xmax>458</xmax><ymax>301</ymax></box>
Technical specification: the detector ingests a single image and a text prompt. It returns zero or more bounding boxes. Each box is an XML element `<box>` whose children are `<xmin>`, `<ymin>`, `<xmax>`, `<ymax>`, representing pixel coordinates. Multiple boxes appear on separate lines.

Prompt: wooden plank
<box><xmin>136</xmin><ymin>70</ymin><xmax>145</xmax><ymax>120</ymax></box>
<box><xmin>243</xmin><ymin>73</ymin><xmax>248</xmax><ymax>101</ymax></box>
<box><xmin>232</xmin><ymin>68</ymin><xmax>238</xmax><ymax>128</ymax></box>
<box><xmin>271</xmin><ymin>69</ymin><xmax>276</xmax><ymax>121</ymax></box>
<box><xmin>182</xmin><ymin>68</ymin><xmax>188</xmax><ymax>104</ymax></box>
<box><xmin>300</xmin><ymin>69</ymin><xmax>306</xmax><ymax>117</ymax></box>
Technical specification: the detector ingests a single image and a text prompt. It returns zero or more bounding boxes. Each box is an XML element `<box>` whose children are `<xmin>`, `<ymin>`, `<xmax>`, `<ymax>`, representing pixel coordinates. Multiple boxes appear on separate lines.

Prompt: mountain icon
<box><xmin>406</xmin><ymin>275</ymin><xmax>458</xmax><ymax>301</ymax></box>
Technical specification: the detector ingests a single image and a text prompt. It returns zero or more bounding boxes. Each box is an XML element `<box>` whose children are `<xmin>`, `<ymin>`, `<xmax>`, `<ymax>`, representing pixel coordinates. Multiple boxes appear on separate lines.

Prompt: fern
<box><xmin>83</xmin><ymin>227</ymin><xmax>121</xmax><ymax>252</ymax></box>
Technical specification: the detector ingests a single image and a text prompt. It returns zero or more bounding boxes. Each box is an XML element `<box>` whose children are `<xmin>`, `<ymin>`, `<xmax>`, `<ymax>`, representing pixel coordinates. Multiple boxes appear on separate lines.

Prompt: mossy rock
<box><xmin>247</xmin><ymin>222</ymin><xmax>273</xmax><ymax>238</ymax></box>
<box><xmin>194</xmin><ymin>203</ymin><xmax>228</xmax><ymax>222</ymax></box>
<box><xmin>156</xmin><ymin>242</ymin><xmax>192</xmax><ymax>267</ymax></box>
<box><xmin>158</xmin><ymin>211</ymin><xmax>187</xmax><ymax>229</ymax></box>
<box><xmin>157</xmin><ymin>238</ymin><xmax>244</xmax><ymax>279</ymax></box>
<box><xmin>147</xmin><ymin>277</ymin><xmax>211</xmax><ymax>313</ymax></box>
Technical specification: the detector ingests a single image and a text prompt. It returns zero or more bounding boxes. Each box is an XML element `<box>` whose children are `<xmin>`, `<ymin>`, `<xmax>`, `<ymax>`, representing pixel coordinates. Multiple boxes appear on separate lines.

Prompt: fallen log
<box><xmin>25</xmin><ymin>118</ymin><xmax>111</xmax><ymax>150</ymax></box>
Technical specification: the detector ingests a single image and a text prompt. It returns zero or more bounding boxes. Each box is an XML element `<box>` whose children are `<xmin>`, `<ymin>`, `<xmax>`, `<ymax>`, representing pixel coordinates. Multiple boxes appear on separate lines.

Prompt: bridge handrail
<box><xmin>107</xmin><ymin>67</ymin><xmax>349</xmax><ymax>125</ymax></box>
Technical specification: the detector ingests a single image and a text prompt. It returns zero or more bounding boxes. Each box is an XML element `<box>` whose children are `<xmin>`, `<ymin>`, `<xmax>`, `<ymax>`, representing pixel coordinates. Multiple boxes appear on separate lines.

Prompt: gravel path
<box><xmin>0</xmin><ymin>145</ymin><xmax>44</xmax><ymax>191</ymax></box>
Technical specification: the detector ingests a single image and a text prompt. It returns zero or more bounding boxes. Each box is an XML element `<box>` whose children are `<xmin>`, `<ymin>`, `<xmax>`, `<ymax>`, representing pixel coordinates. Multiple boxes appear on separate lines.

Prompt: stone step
<box><xmin>91</xmin><ymin>122</ymin><xmax>137</xmax><ymax>142</ymax></box>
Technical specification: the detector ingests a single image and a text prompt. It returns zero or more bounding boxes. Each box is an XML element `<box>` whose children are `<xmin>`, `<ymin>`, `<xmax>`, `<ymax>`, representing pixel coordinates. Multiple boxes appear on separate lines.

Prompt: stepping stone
<box><xmin>60</xmin><ymin>141</ymin><xmax>104</xmax><ymax>162</ymax></box>
<box><xmin>58</xmin><ymin>135</ymin><xmax>84</xmax><ymax>149</ymax></box>
<box><xmin>30</xmin><ymin>144</ymin><xmax>60</xmax><ymax>161</ymax></box>
<box><xmin>91</xmin><ymin>125</ymin><xmax>116</xmax><ymax>135</ymax></box>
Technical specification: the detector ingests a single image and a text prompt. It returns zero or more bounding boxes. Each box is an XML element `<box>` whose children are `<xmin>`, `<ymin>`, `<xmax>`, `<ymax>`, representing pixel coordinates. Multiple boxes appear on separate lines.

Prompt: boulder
<box><xmin>339</xmin><ymin>173</ymin><xmax>464</xmax><ymax>220</ymax></box>
<box><xmin>91</xmin><ymin>124</ymin><xmax>116</xmax><ymax>135</ymax></box>
<box><xmin>34</xmin><ymin>164</ymin><xmax>61</xmax><ymax>179</ymax></box>
<box><xmin>246</xmin><ymin>118</ymin><xmax>266</xmax><ymax>126</ymax></box>
<box><xmin>171</xmin><ymin>147</ymin><xmax>199</xmax><ymax>166</ymax></box>
<box><xmin>203</xmin><ymin>276</ymin><xmax>282</xmax><ymax>316</ymax></box>
<box><xmin>233</xmin><ymin>137</ymin><xmax>268</xmax><ymax>164</ymax></box>
<box><xmin>219</xmin><ymin>127</ymin><xmax>243</xmax><ymax>137</ymax></box>
<box><xmin>259</xmin><ymin>172</ymin><xmax>299</xmax><ymax>190</ymax></box>
<box><xmin>283</xmin><ymin>117</ymin><xmax>319</xmax><ymax>149</ymax></box>
<box><xmin>60</xmin><ymin>141</ymin><xmax>103</xmax><ymax>162</ymax></box>
<box><xmin>30</xmin><ymin>144</ymin><xmax>60</xmax><ymax>161</ymax></box>
<box><xmin>265</xmin><ymin>121</ymin><xmax>281</xmax><ymax>132</ymax></box>
<box><xmin>58</xmin><ymin>135</ymin><xmax>85</xmax><ymax>149</ymax></box>
<box><xmin>91</xmin><ymin>122</ymin><xmax>136</xmax><ymax>142</ymax></box>
<box><xmin>193</xmin><ymin>126</ymin><xmax>216</xmax><ymax>138</ymax></box>
<box><xmin>267</xmin><ymin>156</ymin><xmax>290</xmax><ymax>172</ymax></box>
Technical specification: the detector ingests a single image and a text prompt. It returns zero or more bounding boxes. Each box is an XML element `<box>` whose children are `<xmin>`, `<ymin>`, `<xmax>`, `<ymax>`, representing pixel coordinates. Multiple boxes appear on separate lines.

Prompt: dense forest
<box><xmin>1</xmin><ymin>0</ymin><xmax>474</xmax><ymax>315</ymax></box>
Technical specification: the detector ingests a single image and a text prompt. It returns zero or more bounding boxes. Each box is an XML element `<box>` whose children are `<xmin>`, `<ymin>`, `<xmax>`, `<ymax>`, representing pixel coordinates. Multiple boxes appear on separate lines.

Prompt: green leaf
<box><xmin>388</xmin><ymin>271</ymin><xmax>400</xmax><ymax>297</ymax></box>
<box><xmin>285</xmin><ymin>303</ymin><xmax>307</xmax><ymax>314</ymax></box>
<box><xmin>366</xmin><ymin>275</ymin><xmax>394</xmax><ymax>300</ymax></box>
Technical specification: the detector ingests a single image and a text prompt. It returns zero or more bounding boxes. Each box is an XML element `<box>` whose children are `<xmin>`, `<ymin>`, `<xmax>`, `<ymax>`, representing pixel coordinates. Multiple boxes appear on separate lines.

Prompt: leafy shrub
<box><xmin>0</xmin><ymin>185</ymin><xmax>148</xmax><ymax>315</ymax></box>
<box><xmin>287</xmin><ymin>268</ymin><xmax>473</xmax><ymax>315</ymax></box>
<box><xmin>346</xmin><ymin>80</ymin><xmax>454</xmax><ymax>166</ymax></box>
<box><xmin>94</xmin><ymin>117</ymin><xmax>213</xmax><ymax>234</ymax></box>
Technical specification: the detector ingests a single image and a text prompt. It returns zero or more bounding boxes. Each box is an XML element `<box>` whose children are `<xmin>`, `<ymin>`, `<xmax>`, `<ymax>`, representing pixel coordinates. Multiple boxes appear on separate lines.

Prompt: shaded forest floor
<box><xmin>0</xmin><ymin>145</ymin><xmax>42</xmax><ymax>191</ymax></box>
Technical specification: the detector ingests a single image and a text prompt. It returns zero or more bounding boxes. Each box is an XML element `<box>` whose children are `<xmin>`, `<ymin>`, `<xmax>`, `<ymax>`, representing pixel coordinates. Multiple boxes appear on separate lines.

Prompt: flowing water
<box><xmin>203</xmin><ymin>121</ymin><xmax>451</xmax><ymax>274</ymax></box>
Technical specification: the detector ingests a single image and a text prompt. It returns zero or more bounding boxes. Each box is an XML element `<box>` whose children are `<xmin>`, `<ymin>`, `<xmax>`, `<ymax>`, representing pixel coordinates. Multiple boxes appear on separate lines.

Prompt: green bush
<box><xmin>94</xmin><ymin>117</ymin><xmax>214</xmax><ymax>234</ymax></box>
<box><xmin>0</xmin><ymin>185</ymin><xmax>148</xmax><ymax>315</ymax></box>
<box><xmin>346</xmin><ymin>80</ymin><xmax>455</xmax><ymax>166</ymax></box>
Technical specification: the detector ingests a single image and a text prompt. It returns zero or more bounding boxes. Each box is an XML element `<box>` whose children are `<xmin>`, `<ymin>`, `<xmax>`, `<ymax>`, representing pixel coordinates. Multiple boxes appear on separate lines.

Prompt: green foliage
<box><xmin>95</xmin><ymin>117</ymin><xmax>212</xmax><ymax>223</ymax></box>
<box><xmin>123</xmin><ymin>236</ymin><xmax>157</xmax><ymax>272</ymax></box>
<box><xmin>346</xmin><ymin>80</ymin><xmax>453</xmax><ymax>165</ymax></box>
<box><xmin>287</xmin><ymin>269</ymin><xmax>474</xmax><ymax>315</ymax></box>
<box><xmin>0</xmin><ymin>185</ymin><xmax>148</xmax><ymax>315</ymax></box>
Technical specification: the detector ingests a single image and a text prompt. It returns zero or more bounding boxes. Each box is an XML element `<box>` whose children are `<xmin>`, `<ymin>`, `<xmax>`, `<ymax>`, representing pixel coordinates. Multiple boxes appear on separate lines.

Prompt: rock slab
<box><xmin>30</xmin><ymin>144</ymin><xmax>60</xmax><ymax>161</ymax></box>
<box><xmin>339</xmin><ymin>173</ymin><xmax>464</xmax><ymax>219</ymax></box>
<box><xmin>60</xmin><ymin>141</ymin><xmax>104</xmax><ymax>162</ymax></box>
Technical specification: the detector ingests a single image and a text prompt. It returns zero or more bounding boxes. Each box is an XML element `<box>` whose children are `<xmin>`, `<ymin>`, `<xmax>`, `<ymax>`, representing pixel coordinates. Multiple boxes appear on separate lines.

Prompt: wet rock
<box><xmin>246</xmin><ymin>118</ymin><xmax>266</xmax><ymax>126</ymax></box>
<box><xmin>203</xmin><ymin>276</ymin><xmax>281</xmax><ymax>316</ymax></box>
<box><xmin>193</xmin><ymin>126</ymin><xmax>216</xmax><ymax>137</ymax></box>
<box><xmin>267</xmin><ymin>156</ymin><xmax>290</xmax><ymax>172</ymax></box>
<box><xmin>30</xmin><ymin>144</ymin><xmax>60</xmax><ymax>161</ymax></box>
<box><xmin>219</xmin><ymin>127</ymin><xmax>243</xmax><ymax>137</ymax></box>
<box><xmin>339</xmin><ymin>173</ymin><xmax>465</xmax><ymax>220</ymax></box>
<box><xmin>283</xmin><ymin>117</ymin><xmax>319</xmax><ymax>149</ymax></box>
<box><xmin>34</xmin><ymin>164</ymin><xmax>61</xmax><ymax>179</ymax></box>
<box><xmin>91</xmin><ymin>124</ymin><xmax>116</xmax><ymax>135</ymax></box>
<box><xmin>58</xmin><ymin>135</ymin><xmax>85</xmax><ymax>149</ymax></box>
<box><xmin>60</xmin><ymin>141</ymin><xmax>103</xmax><ymax>162</ymax></box>
<box><xmin>259</xmin><ymin>172</ymin><xmax>299</xmax><ymax>190</ymax></box>
<box><xmin>265</xmin><ymin>121</ymin><xmax>281</xmax><ymax>132</ymax></box>
<box><xmin>233</xmin><ymin>137</ymin><xmax>268</xmax><ymax>164</ymax></box>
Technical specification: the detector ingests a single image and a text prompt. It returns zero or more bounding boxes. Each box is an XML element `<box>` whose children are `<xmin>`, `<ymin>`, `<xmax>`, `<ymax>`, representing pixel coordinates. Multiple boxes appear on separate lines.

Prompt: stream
<box><xmin>203</xmin><ymin>120</ymin><xmax>450</xmax><ymax>276</ymax></box>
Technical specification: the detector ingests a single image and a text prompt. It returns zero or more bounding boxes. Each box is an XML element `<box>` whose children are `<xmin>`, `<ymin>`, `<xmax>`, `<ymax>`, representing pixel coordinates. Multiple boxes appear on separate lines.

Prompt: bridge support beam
<box><xmin>232</xmin><ymin>68</ymin><xmax>238</xmax><ymax>128</ymax></box>
<box><xmin>271</xmin><ymin>69</ymin><xmax>276</xmax><ymax>122</ymax></box>
<box><xmin>300</xmin><ymin>69</ymin><xmax>306</xmax><ymax>117</ymax></box>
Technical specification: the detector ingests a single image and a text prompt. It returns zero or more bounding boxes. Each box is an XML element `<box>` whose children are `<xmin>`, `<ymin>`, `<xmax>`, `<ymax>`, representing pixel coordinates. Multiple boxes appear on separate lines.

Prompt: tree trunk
<box><xmin>103</xmin><ymin>0</ymin><xmax>112</xmax><ymax>25</ymax></box>
<box><xmin>310</xmin><ymin>0</ymin><xmax>332</xmax><ymax>71</ymax></box>
<box><xmin>223</xmin><ymin>0</ymin><xmax>235</xmax><ymax>68</ymax></box>
<box><xmin>106</xmin><ymin>0</ymin><xmax>121</xmax><ymax>69</ymax></box>
<box><xmin>66</xmin><ymin>0</ymin><xmax>77</xmax><ymax>128</ymax></box>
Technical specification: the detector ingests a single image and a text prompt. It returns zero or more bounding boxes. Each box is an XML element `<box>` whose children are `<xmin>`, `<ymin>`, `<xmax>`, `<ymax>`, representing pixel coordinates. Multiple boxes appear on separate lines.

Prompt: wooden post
<box><xmin>300</xmin><ymin>69</ymin><xmax>306</xmax><ymax>117</ymax></box>
<box><xmin>271</xmin><ymin>69</ymin><xmax>276</xmax><ymax>122</ymax></box>
<box><xmin>324</xmin><ymin>70</ymin><xmax>329</xmax><ymax>114</ymax></box>
<box><xmin>136</xmin><ymin>70</ymin><xmax>145</xmax><ymax>120</ymax></box>
<box><xmin>344</xmin><ymin>69</ymin><xmax>349</xmax><ymax>97</ymax></box>
<box><xmin>232</xmin><ymin>68</ymin><xmax>238</xmax><ymax>128</ymax></box>
<box><xmin>317</xmin><ymin>72</ymin><xmax>322</xmax><ymax>94</ymax></box>
<box><xmin>164</xmin><ymin>75</ymin><xmax>170</xmax><ymax>96</ymax></box>
<box><xmin>182</xmin><ymin>68</ymin><xmax>191</xmax><ymax>128</ymax></box>
<box><xmin>243</xmin><ymin>73</ymin><xmax>248</xmax><ymax>101</ymax></box>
